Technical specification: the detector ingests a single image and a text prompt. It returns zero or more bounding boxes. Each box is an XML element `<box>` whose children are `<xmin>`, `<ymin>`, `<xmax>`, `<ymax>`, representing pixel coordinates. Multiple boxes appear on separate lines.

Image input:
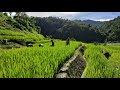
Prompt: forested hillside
<box><xmin>0</xmin><ymin>12</ymin><xmax>44</xmax><ymax>45</ymax></box>
<box><xmin>0</xmin><ymin>12</ymin><xmax>41</xmax><ymax>33</ymax></box>
<box><xmin>100</xmin><ymin>16</ymin><xmax>120</xmax><ymax>42</ymax></box>
<box><xmin>35</xmin><ymin>16</ymin><xmax>120</xmax><ymax>42</ymax></box>
<box><xmin>35</xmin><ymin>17</ymin><xmax>104</xmax><ymax>42</ymax></box>
<box><xmin>1</xmin><ymin>12</ymin><xmax>120</xmax><ymax>43</ymax></box>
<box><xmin>75</xmin><ymin>20</ymin><xmax>104</xmax><ymax>27</ymax></box>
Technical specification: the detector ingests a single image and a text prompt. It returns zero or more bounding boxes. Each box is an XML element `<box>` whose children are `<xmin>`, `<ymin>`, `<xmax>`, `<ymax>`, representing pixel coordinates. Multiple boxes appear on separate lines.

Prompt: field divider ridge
<box><xmin>56</xmin><ymin>45</ymin><xmax>87</xmax><ymax>78</ymax></box>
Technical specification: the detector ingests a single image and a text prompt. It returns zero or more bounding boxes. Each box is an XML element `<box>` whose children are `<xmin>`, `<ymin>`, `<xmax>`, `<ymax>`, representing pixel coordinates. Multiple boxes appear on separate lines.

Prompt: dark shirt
<box><xmin>52</xmin><ymin>42</ymin><xmax>54</xmax><ymax>46</ymax></box>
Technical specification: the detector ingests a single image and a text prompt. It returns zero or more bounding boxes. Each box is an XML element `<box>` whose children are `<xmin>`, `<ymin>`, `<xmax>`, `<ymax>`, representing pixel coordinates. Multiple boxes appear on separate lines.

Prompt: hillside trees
<box><xmin>36</xmin><ymin>17</ymin><xmax>104</xmax><ymax>42</ymax></box>
<box><xmin>100</xmin><ymin>16</ymin><xmax>120</xmax><ymax>42</ymax></box>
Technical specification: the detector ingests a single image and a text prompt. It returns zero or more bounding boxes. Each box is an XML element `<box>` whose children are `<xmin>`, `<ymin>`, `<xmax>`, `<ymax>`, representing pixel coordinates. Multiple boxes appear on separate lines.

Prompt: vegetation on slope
<box><xmin>0</xmin><ymin>41</ymin><xmax>81</xmax><ymax>78</ymax></box>
<box><xmin>75</xmin><ymin>20</ymin><xmax>104</xmax><ymax>27</ymax></box>
<box><xmin>83</xmin><ymin>44</ymin><xmax>120</xmax><ymax>78</ymax></box>
<box><xmin>0</xmin><ymin>12</ymin><xmax>44</xmax><ymax>45</ymax></box>
<box><xmin>35</xmin><ymin>16</ymin><xmax>120</xmax><ymax>43</ymax></box>
<box><xmin>35</xmin><ymin>17</ymin><xmax>104</xmax><ymax>42</ymax></box>
<box><xmin>100</xmin><ymin>16</ymin><xmax>120</xmax><ymax>42</ymax></box>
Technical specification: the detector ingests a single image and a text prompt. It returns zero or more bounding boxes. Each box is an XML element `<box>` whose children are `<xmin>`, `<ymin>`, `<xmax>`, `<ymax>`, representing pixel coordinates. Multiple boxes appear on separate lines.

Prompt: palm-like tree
<box><xmin>15</xmin><ymin>12</ymin><xmax>28</xmax><ymax>19</ymax></box>
<box><xmin>21</xmin><ymin>12</ymin><xmax>28</xmax><ymax>17</ymax></box>
<box><xmin>15</xmin><ymin>12</ymin><xmax>21</xmax><ymax>16</ymax></box>
<box><xmin>15</xmin><ymin>12</ymin><xmax>22</xmax><ymax>19</ymax></box>
<box><xmin>9</xmin><ymin>12</ymin><xmax>12</xmax><ymax>17</ymax></box>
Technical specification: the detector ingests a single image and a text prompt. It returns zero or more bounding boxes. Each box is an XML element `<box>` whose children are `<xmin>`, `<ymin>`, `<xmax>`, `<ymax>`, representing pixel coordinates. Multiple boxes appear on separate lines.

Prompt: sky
<box><xmin>13</xmin><ymin>12</ymin><xmax>120</xmax><ymax>21</ymax></box>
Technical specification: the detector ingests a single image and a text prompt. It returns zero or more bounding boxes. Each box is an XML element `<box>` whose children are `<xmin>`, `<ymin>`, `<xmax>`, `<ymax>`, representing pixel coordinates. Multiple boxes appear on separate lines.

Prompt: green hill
<box><xmin>0</xmin><ymin>12</ymin><xmax>44</xmax><ymax>46</ymax></box>
<box><xmin>100</xmin><ymin>16</ymin><xmax>120</xmax><ymax>42</ymax></box>
<box><xmin>76</xmin><ymin>20</ymin><xmax>104</xmax><ymax>27</ymax></box>
<box><xmin>36</xmin><ymin>17</ymin><xmax>104</xmax><ymax>42</ymax></box>
<box><xmin>1</xmin><ymin>12</ymin><xmax>120</xmax><ymax>44</ymax></box>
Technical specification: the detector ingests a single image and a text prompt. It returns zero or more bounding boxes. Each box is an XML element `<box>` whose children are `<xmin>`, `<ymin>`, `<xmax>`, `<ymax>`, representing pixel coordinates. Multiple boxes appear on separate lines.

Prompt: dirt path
<box><xmin>56</xmin><ymin>46</ymin><xmax>87</xmax><ymax>78</ymax></box>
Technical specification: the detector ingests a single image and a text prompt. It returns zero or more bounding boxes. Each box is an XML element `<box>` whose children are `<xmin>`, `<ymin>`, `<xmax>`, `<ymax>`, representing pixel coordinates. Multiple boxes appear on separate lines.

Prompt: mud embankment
<box><xmin>56</xmin><ymin>46</ymin><xmax>87</xmax><ymax>78</ymax></box>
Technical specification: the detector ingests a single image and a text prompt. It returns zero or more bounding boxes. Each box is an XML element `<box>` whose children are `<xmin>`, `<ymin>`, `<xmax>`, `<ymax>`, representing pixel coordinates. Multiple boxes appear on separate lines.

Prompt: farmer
<box><xmin>26</xmin><ymin>43</ymin><xmax>33</xmax><ymax>47</ymax></box>
<box><xmin>66</xmin><ymin>37</ymin><xmax>70</xmax><ymax>45</ymax></box>
<box><xmin>51</xmin><ymin>40</ymin><xmax>54</xmax><ymax>46</ymax></box>
<box><xmin>39</xmin><ymin>44</ymin><xmax>43</xmax><ymax>47</ymax></box>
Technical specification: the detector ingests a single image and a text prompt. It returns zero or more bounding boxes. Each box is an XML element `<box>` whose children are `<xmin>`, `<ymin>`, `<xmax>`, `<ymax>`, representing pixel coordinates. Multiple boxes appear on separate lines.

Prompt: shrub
<box><xmin>70</xmin><ymin>38</ymin><xmax>76</xmax><ymax>41</ymax></box>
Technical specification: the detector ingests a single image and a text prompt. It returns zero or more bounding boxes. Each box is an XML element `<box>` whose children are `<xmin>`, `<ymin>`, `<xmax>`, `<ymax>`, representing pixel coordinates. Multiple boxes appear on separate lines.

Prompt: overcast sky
<box><xmin>23</xmin><ymin>12</ymin><xmax>120</xmax><ymax>21</ymax></box>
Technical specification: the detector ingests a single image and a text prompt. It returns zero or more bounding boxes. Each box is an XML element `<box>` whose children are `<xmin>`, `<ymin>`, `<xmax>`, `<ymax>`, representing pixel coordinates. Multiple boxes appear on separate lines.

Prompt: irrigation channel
<box><xmin>55</xmin><ymin>46</ymin><xmax>87</xmax><ymax>78</ymax></box>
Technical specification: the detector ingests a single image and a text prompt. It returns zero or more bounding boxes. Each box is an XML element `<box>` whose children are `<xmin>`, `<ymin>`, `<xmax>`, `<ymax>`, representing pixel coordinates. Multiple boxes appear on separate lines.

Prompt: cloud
<box><xmin>25</xmin><ymin>12</ymin><xmax>120</xmax><ymax>21</ymax></box>
<box><xmin>94</xmin><ymin>19</ymin><xmax>112</xmax><ymax>21</ymax></box>
<box><xmin>27</xmin><ymin>12</ymin><xmax>80</xmax><ymax>19</ymax></box>
<box><xmin>7</xmin><ymin>12</ymin><xmax>119</xmax><ymax>21</ymax></box>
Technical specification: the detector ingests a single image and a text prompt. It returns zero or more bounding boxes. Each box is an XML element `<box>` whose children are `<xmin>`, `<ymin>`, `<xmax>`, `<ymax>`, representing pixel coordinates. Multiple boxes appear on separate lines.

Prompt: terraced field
<box><xmin>0</xmin><ymin>41</ymin><xmax>81</xmax><ymax>78</ymax></box>
<box><xmin>83</xmin><ymin>44</ymin><xmax>120</xmax><ymax>78</ymax></box>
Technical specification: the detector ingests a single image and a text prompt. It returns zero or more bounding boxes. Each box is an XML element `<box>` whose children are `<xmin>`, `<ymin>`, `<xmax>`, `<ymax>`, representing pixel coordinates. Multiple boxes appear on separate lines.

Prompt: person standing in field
<box><xmin>51</xmin><ymin>40</ymin><xmax>54</xmax><ymax>46</ymax></box>
<box><xmin>66</xmin><ymin>37</ymin><xmax>70</xmax><ymax>45</ymax></box>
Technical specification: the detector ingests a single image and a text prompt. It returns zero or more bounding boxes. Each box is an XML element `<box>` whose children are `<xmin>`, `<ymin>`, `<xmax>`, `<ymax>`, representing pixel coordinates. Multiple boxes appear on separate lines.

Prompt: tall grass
<box><xmin>0</xmin><ymin>41</ymin><xmax>80</xmax><ymax>78</ymax></box>
<box><xmin>0</xmin><ymin>30</ymin><xmax>44</xmax><ymax>42</ymax></box>
<box><xmin>83</xmin><ymin>44</ymin><xmax>120</xmax><ymax>78</ymax></box>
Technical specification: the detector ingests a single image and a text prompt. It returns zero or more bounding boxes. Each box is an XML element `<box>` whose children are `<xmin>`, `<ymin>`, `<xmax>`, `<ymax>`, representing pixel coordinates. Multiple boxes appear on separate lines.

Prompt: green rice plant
<box><xmin>0</xmin><ymin>30</ymin><xmax>44</xmax><ymax>43</ymax></box>
<box><xmin>0</xmin><ymin>41</ymin><xmax>81</xmax><ymax>78</ymax></box>
<box><xmin>83</xmin><ymin>44</ymin><xmax>120</xmax><ymax>78</ymax></box>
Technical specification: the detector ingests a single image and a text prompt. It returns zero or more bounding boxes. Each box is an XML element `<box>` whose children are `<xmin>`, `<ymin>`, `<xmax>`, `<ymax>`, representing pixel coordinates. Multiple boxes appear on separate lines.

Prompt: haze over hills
<box><xmin>100</xmin><ymin>16</ymin><xmax>120</xmax><ymax>41</ymax></box>
<box><xmin>75</xmin><ymin>20</ymin><xmax>104</xmax><ymax>27</ymax></box>
<box><xmin>36</xmin><ymin>17</ymin><xmax>104</xmax><ymax>42</ymax></box>
<box><xmin>27</xmin><ymin>12</ymin><xmax>120</xmax><ymax>21</ymax></box>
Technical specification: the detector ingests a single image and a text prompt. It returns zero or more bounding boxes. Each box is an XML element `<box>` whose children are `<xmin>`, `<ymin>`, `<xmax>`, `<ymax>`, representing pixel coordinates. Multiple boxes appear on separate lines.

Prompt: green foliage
<box><xmin>83</xmin><ymin>44</ymin><xmax>120</xmax><ymax>78</ymax></box>
<box><xmin>0</xmin><ymin>12</ymin><xmax>44</xmax><ymax>44</ymax></box>
<box><xmin>100</xmin><ymin>16</ymin><xmax>120</xmax><ymax>42</ymax></box>
<box><xmin>36</xmin><ymin>17</ymin><xmax>104</xmax><ymax>42</ymax></box>
<box><xmin>0</xmin><ymin>30</ymin><xmax>44</xmax><ymax>45</ymax></box>
<box><xmin>70</xmin><ymin>37</ymin><xmax>76</xmax><ymax>41</ymax></box>
<box><xmin>0</xmin><ymin>12</ymin><xmax>9</xmax><ymax>21</ymax></box>
<box><xmin>0</xmin><ymin>12</ymin><xmax>41</xmax><ymax>33</ymax></box>
<box><xmin>3</xmin><ymin>13</ymin><xmax>8</xmax><ymax>16</ymax></box>
<box><xmin>94</xmin><ymin>42</ymin><xmax>101</xmax><ymax>45</ymax></box>
<box><xmin>75</xmin><ymin>20</ymin><xmax>104</xmax><ymax>27</ymax></box>
<box><xmin>0</xmin><ymin>41</ymin><xmax>80</xmax><ymax>78</ymax></box>
<box><xmin>104</xmin><ymin>38</ymin><xmax>107</xmax><ymax>46</ymax></box>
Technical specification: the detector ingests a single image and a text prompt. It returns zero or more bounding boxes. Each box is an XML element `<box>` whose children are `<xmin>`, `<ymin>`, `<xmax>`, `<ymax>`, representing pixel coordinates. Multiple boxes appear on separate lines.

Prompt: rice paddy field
<box><xmin>0</xmin><ymin>41</ymin><xmax>81</xmax><ymax>78</ymax></box>
<box><xmin>0</xmin><ymin>30</ymin><xmax>45</xmax><ymax>43</ymax></box>
<box><xmin>0</xmin><ymin>39</ymin><xmax>120</xmax><ymax>78</ymax></box>
<box><xmin>83</xmin><ymin>44</ymin><xmax>120</xmax><ymax>78</ymax></box>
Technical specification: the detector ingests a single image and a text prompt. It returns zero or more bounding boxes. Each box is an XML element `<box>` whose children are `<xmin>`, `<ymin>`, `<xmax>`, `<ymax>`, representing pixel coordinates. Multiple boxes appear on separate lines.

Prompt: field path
<box><xmin>56</xmin><ymin>46</ymin><xmax>87</xmax><ymax>78</ymax></box>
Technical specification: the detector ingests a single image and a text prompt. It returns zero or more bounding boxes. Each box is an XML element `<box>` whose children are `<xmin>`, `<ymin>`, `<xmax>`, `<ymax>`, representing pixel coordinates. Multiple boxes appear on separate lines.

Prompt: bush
<box><xmin>70</xmin><ymin>38</ymin><xmax>76</xmax><ymax>41</ymax></box>
<box><xmin>1</xmin><ymin>39</ymin><xmax>8</xmax><ymax>45</ymax></box>
<box><xmin>8</xmin><ymin>39</ymin><xmax>26</xmax><ymax>45</ymax></box>
<box><xmin>3</xmin><ymin>13</ymin><xmax>8</xmax><ymax>16</ymax></box>
<box><xmin>104</xmin><ymin>39</ymin><xmax>107</xmax><ymax>46</ymax></box>
<box><xmin>94</xmin><ymin>42</ymin><xmax>101</xmax><ymax>45</ymax></box>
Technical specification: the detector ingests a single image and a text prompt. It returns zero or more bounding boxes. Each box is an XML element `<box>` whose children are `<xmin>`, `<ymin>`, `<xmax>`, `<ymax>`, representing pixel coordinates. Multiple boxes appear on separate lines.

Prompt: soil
<box><xmin>56</xmin><ymin>46</ymin><xmax>87</xmax><ymax>78</ymax></box>
<box><xmin>67</xmin><ymin>54</ymin><xmax>86</xmax><ymax>78</ymax></box>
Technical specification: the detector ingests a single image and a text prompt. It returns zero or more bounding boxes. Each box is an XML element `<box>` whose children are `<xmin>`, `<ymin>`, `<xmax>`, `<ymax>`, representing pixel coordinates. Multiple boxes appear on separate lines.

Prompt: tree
<box><xmin>21</xmin><ymin>12</ymin><xmax>28</xmax><ymax>17</ymax></box>
<box><xmin>3</xmin><ymin>12</ymin><xmax>8</xmax><ymax>16</ymax></box>
<box><xmin>20</xmin><ymin>12</ymin><xmax>29</xmax><ymax>20</ymax></box>
<box><xmin>15</xmin><ymin>12</ymin><xmax>21</xmax><ymax>16</ymax></box>
<box><xmin>9</xmin><ymin>12</ymin><xmax>12</xmax><ymax>17</ymax></box>
<box><xmin>14</xmin><ymin>12</ymin><xmax>28</xmax><ymax>20</ymax></box>
<box><xmin>15</xmin><ymin>12</ymin><xmax>21</xmax><ymax>19</ymax></box>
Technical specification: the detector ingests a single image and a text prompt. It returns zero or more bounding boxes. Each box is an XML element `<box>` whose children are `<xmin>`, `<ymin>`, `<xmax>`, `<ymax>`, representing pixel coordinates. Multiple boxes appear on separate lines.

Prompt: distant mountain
<box><xmin>75</xmin><ymin>20</ymin><xmax>104</xmax><ymax>27</ymax></box>
<box><xmin>100</xmin><ymin>16</ymin><xmax>120</xmax><ymax>41</ymax></box>
<box><xmin>3</xmin><ymin>12</ymin><xmax>120</xmax><ymax>43</ymax></box>
<box><xmin>36</xmin><ymin>17</ymin><xmax>104</xmax><ymax>42</ymax></box>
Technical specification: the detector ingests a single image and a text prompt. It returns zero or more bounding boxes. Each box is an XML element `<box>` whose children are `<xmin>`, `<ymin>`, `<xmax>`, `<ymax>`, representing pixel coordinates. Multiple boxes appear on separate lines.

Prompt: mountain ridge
<box><xmin>75</xmin><ymin>19</ymin><xmax>104</xmax><ymax>27</ymax></box>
